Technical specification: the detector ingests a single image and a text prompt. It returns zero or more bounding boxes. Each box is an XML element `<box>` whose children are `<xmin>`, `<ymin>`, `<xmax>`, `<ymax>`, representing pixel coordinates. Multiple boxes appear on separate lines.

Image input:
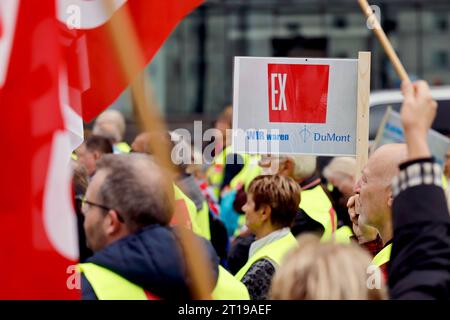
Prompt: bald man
<box><xmin>93</xmin><ymin>110</ymin><xmax>131</xmax><ymax>153</ymax></box>
<box><xmin>348</xmin><ymin>144</ymin><xmax>408</xmax><ymax>277</ymax></box>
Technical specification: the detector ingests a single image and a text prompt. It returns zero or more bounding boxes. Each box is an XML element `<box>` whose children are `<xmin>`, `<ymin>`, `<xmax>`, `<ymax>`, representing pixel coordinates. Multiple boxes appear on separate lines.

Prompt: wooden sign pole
<box><xmin>358</xmin><ymin>0</ymin><xmax>410</xmax><ymax>83</ymax></box>
<box><xmin>102</xmin><ymin>1</ymin><xmax>213</xmax><ymax>300</ymax></box>
<box><xmin>356</xmin><ymin>52</ymin><xmax>371</xmax><ymax>180</ymax></box>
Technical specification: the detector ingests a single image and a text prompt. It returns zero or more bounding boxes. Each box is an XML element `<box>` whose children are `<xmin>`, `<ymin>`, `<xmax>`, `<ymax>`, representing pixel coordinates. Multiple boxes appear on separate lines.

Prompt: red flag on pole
<box><xmin>0</xmin><ymin>0</ymin><xmax>203</xmax><ymax>299</ymax></box>
<box><xmin>58</xmin><ymin>0</ymin><xmax>204</xmax><ymax>122</ymax></box>
<box><xmin>0</xmin><ymin>0</ymin><xmax>79</xmax><ymax>299</ymax></box>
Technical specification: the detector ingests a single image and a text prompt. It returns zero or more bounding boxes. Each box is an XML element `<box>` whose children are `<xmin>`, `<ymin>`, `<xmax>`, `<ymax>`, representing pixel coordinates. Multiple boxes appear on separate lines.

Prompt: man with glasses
<box><xmin>78</xmin><ymin>153</ymin><xmax>218</xmax><ymax>300</ymax></box>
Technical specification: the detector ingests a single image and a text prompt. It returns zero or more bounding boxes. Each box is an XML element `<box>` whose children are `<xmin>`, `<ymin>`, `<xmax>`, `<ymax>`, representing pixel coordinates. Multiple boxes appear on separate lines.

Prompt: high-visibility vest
<box><xmin>195</xmin><ymin>201</ymin><xmax>211</xmax><ymax>241</ymax></box>
<box><xmin>78</xmin><ymin>263</ymin><xmax>155</xmax><ymax>300</ymax></box>
<box><xmin>206</xmin><ymin>147</ymin><xmax>230</xmax><ymax>198</ymax></box>
<box><xmin>173</xmin><ymin>185</ymin><xmax>204</xmax><ymax>238</ymax></box>
<box><xmin>334</xmin><ymin>225</ymin><xmax>354</xmax><ymax>244</ymax></box>
<box><xmin>235</xmin><ymin>232</ymin><xmax>298</xmax><ymax>281</ymax></box>
<box><xmin>114</xmin><ymin>142</ymin><xmax>131</xmax><ymax>154</ymax></box>
<box><xmin>207</xmin><ymin>147</ymin><xmax>255</xmax><ymax>197</ymax></box>
<box><xmin>230</xmin><ymin>155</ymin><xmax>262</xmax><ymax>191</ymax></box>
<box><xmin>443</xmin><ymin>176</ymin><xmax>448</xmax><ymax>190</ymax></box>
<box><xmin>299</xmin><ymin>185</ymin><xmax>337</xmax><ymax>241</ymax></box>
<box><xmin>212</xmin><ymin>266</ymin><xmax>250</xmax><ymax>300</ymax></box>
<box><xmin>371</xmin><ymin>243</ymin><xmax>392</xmax><ymax>267</ymax></box>
<box><xmin>79</xmin><ymin>263</ymin><xmax>249</xmax><ymax>300</ymax></box>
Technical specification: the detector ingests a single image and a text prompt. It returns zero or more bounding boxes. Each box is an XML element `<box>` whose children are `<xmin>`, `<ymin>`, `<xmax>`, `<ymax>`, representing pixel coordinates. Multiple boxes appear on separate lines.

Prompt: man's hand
<box><xmin>347</xmin><ymin>195</ymin><xmax>378</xmax><ymax>244</ymax></box>
<box><xmin>400</xmin><ymin>81</ymin><xmax>437</xmax><ymax>160</ymax></box>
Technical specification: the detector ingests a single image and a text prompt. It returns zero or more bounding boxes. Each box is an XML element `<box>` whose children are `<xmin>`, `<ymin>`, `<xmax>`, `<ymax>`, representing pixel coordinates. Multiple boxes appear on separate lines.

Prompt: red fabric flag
<box><xmin>0</xmin><ymin>1</ymin><xmax>79</xmax><ymax>299</ymax></box>
<box><xmin>58</xmin><ymin>0</ymin><xmax>204</xmax><ymax>122</ymax></box>
<box><xmin>0</xmin><ymin>0</ymin><xmax>203</xmax><ymax>299</ymax></box>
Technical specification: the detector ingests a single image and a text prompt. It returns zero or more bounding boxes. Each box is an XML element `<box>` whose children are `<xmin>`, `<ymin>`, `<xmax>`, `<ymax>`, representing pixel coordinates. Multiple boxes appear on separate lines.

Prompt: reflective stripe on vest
<box><xmin>235</xmin><ymin>232</ymin><xmax>298</xmax><ymax>281</ymax></box>
<box><xmin>334</xmin><ymin>225</ymin><xmax>354</xmax><ymax>244</ymax></box>
<box><xmin>299</xmin><ymin>185</ymin><xmax>336</xmax><ymax>241</ymax></box>
<box><xmin>78</xmin><ymin>263</ymin><xmax>150</xmax><ymax>300</ymax></box>
<box><xmin>212</xmin><ymin>266</ymin><xmax>250</xmax><ymax>300</ymax></box>
<box><xmin>173</xmin><ymin>185</ymin><xmax>203</xmax><ymax>238</ymax></box>
<box><xmin>371</xmin><ymin>243</ymin><xmax>392</xmax><ymax>267</ymax></box>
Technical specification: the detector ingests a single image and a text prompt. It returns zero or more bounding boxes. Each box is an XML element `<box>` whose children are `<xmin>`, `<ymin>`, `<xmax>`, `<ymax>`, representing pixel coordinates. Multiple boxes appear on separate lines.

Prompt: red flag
<box><xmin>58</xmin><ymin>0</ymin><xmax>204</xmax><ymax>122</ymax></box>
<box><xmin>0</xmin><ymin>0</ymin><xmax>203</xmax><ymax>299</ymax></box>
<box><xmin>0</xmin><ymin>1</ymin><xmax>79</xmax><ymax>299</ymax></box>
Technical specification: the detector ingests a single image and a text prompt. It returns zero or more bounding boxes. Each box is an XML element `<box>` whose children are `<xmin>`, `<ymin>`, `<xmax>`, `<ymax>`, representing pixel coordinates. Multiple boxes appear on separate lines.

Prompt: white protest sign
<box><xmin>373</xmin><ymin>107</ymin><xmax>450</xmax><ymax>166</ymax></box>
<box><xmin>232</xmin><ymin>57</ymin><xmax>359</xmax><ymax>156</ymax></box>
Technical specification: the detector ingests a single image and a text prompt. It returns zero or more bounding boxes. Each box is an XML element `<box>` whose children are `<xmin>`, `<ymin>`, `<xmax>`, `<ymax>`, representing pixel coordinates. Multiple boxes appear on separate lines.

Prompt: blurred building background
<box><xmin>104</xmin><ymin>0</ymin><xmax>450</xmax><ymax>141</ymax></box>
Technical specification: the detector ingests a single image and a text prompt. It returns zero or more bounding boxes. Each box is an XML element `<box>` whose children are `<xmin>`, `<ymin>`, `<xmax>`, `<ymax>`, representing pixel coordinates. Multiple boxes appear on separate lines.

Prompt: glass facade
<box><xmin>111</xmin><ymin>0</ymin><xmax>450</xmax><ymax>135</ymax></box>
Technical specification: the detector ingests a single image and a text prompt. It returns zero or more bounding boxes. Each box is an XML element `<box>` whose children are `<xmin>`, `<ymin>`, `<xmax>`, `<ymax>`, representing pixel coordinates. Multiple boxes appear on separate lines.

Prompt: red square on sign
<box><xmin>268</xmin><ymin>64</ymin><xmax>330</xmax><ymax>123</ymax></box>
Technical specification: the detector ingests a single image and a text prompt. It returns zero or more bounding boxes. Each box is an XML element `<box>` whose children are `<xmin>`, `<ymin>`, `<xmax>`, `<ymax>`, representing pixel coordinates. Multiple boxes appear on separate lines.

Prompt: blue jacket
<box><xmin>81</xmin><ymin>224</ymin><xmax>219</xmax><ymax>300</ymax></box>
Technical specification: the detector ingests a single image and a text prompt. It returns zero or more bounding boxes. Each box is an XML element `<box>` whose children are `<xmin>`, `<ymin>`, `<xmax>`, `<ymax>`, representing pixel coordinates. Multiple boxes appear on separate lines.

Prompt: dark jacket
<box><xmin>81</xmin><ymin>224</ymin><xmax>219</xmax><ymax>300</ymax></box>
<box><xmin>389</xmin><ymin>158</ymin><xmax>450</xmax><ymax>299</ymax></box>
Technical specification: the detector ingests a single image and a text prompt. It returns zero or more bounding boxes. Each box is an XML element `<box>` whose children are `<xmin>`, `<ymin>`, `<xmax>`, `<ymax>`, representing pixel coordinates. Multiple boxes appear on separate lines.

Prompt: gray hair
<box><xmin>286</xmin><ymin>155</ymin><xmax>317</xmax><ymax>181</ymax></box>
<box><xmin>96</xmin><ymin>153</ymin><xmax>174</xmax><ymax>231</ymax></box>
<box><xmin>93</xmin><ymin>110</ymin><xmax>126</xmax><ymax>142</ymax></box>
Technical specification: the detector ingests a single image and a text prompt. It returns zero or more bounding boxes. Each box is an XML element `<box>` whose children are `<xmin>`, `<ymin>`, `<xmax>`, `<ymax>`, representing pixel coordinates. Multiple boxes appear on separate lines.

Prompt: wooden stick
<box><xmin>358</xmin><ymin>0</ymin><xmax>410</xmax><ymax>83</ymax></box>
<box><xmin>102</xmin><ymin>1</ymin><xmax>213</xmax><ymax>300</ymax></box>
<box><xmin>356</xmin><ymin>52</ymin><xmax>371</xmax><ymax>180</ymax></box>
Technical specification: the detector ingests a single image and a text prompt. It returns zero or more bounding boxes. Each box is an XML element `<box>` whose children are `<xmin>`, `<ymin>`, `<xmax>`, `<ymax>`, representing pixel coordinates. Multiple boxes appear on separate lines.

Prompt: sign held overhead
<box><xmin>232</xmin><ymin>57</ymin><xmax>360</xmax><ymax>156</ymax></box>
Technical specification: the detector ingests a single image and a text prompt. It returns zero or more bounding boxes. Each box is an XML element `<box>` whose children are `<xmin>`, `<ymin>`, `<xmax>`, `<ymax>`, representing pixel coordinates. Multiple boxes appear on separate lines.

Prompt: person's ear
<box><xmin>93</xmin><ymin>151</ymin><xmax>102</xmax><ymax>161</ymax></box>
<box><xmin>387</xmin><ymin>189</ymin><xmax>394</xmax><ymax>208</ymax></box>
<box><xmin>387</xmin><ymin>195</ymin><xmax>394</xmax><ymax>208</ymax></box>
<box><xmin>260</xmin><ymin>205</ymin><xmax>272</xmax><ymax>223</ymax></box>
<box><xmin>280</xmin><ymin>158</ymin><xmax>294</xmax><ymax>177</ymax></box>
<box><xmin>104</xmin><ymin>210</ymin><xmax>123</xmax><ymax>236</ymax></box>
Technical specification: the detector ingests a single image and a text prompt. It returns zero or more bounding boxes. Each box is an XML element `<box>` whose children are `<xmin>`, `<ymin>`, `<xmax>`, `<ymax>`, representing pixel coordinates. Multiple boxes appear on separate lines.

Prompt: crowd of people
<box><xmin>71</xmin><ymin>80</ymin><xmax>450</xmax><ymax>300</ymax></box>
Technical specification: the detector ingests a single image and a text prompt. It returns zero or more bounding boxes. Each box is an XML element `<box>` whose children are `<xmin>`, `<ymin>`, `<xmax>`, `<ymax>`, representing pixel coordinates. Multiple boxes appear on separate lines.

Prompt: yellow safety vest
<box><xmin>235</xmin><ymin>232</ymin><xmax>298</xmax><ymax>281</ymax></box>
<box><xmin>300</xmin><ymin>185</ymin><xmax>337</xmax><ymax>241</ymax></box>
<box><xmin>371</xmin><ymin>243</ymin><xmax>392</xmax><ymax>267</ymax></box>
<box><xmin>78</xmin><ymin>263</ymin><xmax>149</xmax><ymax>300</ymax></box>
<box><xmin>443</xmin><ymin>176</ymin><xmax>448</xmax><ymax>190</ymax></box>
<box><xmin>115</xmin><ymin>142</ymin><xmax>131</xmax><ymax>154</ymax></box>
<box><xmin>206</xmin><ymin>147</ymin><xmax>230</xmax><ymax>198</ymax></box>
<box><xmin>334</xmin><ymin>225</ymin><xmax>354</xmax><ymax>244</ymax></box>
<box><xmin>212</xmin><ymin>266</ymin><xmax>250</xmax><ymax>300</ymax></box>
<box><xmin>173</xmin><ymin>185</ymin><xmax>204</xmax><ymax>238</ymax></box>
<box><xmin>79</xmin><ymin>263</ymin><xmax>248</xmax><ymax>300</ymax></box>
<box><xmin>230</xmin><ymin>155</ymin><xmax>262</xmax><ymax>191</ymax></box>
<box><xmin>195</xmin><ymin>201</ymin><xmax>211</xmax><ymax>241</ymax></box>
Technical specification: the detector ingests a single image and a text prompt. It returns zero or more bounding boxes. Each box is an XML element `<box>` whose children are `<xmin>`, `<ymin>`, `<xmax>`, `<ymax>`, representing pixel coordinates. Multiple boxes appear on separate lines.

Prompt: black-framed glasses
<box><xmin>75</xmin><ymin>195</ymin><xmax>125</xmax><ymax>223</ymax></box>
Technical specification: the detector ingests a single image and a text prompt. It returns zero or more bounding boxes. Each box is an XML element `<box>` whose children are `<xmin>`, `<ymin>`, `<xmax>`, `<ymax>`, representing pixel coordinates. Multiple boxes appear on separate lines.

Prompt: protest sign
<box><xmin>373</xmin><ymin>107</ymin><xmax>450</xmax><ymax>166</ymax></box>
<box><xmin>232</xmin><ymin>55</ymin><xmax>368</xmax><ymax>157</ymax></box>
